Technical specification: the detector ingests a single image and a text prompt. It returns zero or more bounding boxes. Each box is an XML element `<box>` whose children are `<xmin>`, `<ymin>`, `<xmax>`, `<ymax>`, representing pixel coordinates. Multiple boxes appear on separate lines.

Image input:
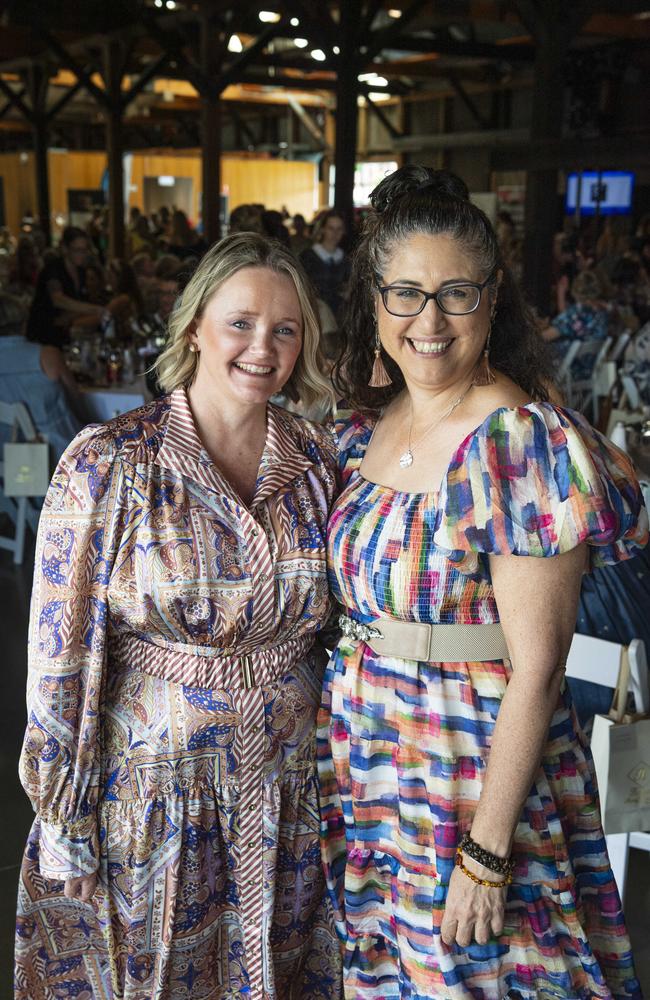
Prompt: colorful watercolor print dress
<box><xmin>317</xmin><ymin>402</ymin><xmax>648</xmax><ymax>1000</ymax></box>
<box><xmin>16</xmin><ymin>388</ymin><xmax>343</xmax><ymax>1000</ymax></box>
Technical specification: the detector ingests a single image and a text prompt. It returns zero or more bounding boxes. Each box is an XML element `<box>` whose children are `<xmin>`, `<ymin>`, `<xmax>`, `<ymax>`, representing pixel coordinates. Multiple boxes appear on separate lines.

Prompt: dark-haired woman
<box><xmin>300</xmin><ymin>211</ymin><xmax>350</xmax><ymax>322</ymax></box>
<box><xmin>317</xmin><ymin>165</ymin><xmax>647</xmax><ymax>999</ymax></box>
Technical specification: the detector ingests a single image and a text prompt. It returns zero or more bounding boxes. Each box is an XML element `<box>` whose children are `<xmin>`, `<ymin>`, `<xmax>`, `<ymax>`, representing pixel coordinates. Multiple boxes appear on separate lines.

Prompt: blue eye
<box><xmin>275</xmin><ymin>326</ymin><xmax>298</xmax><ymax>337</ymax></box>
<box><xmin>232</xmin><ymin>320</ymin><xmax>250</xmax><ymax>330</ymax></box>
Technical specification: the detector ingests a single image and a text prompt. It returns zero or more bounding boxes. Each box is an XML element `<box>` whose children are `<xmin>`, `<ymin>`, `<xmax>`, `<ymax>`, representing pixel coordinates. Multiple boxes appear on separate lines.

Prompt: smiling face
<box><xmin>190</xmin><ymin>266</ymin><xmax>303</xmax><ymax>409</ymax></box>
<box><xmin>376</xmin><ymin>232</ymin><xmax>495</xmax><ymax>395</ymax></box>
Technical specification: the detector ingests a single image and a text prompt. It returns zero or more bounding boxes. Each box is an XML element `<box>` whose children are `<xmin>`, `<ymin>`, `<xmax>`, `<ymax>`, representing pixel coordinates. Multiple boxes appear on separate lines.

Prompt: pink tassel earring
<box><xmin>368</xmin><ymin>324</ymin><xmax>392</xmax><ymax>388</ymax></box>
<box><xmin>473</xmin><ymin>315</ymin><xmax>496</xmax><ymax>387</ymax></box>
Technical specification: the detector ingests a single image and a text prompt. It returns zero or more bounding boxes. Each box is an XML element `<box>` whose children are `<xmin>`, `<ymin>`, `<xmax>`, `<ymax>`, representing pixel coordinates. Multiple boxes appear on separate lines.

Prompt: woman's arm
<box><xmin>441</xmin><ymin>544</ymin><xmax>586</xmax><ymax>948</ymax></box>
<box><xmin>20</xmin><ymin>426</ymin><xmax>119</xmax><ymax>885</ymax></box>
<box><xmin>470</xmin><ymin>544</ymin><xmax>586</xmax><ymax>855</ymax></box>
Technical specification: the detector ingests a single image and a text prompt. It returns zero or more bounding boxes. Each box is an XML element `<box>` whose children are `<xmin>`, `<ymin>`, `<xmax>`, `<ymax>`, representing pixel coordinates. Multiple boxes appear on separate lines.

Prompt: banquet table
<box><xmin>80</xmin><ymin>376</ymin><xmax>150</xmax><ymax>423</ymax></box>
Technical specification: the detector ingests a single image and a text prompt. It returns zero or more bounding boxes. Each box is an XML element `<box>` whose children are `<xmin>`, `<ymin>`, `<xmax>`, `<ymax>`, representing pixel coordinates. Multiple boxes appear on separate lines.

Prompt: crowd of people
<box><xmin>0</xmin><ymin>201</ymin><xmax>353</xmax><ymax>463</ymax></box>
<box><xmin>2</xmin><ymin>168</ymin><xmax>650</xmax><ymax>999</ymax></box>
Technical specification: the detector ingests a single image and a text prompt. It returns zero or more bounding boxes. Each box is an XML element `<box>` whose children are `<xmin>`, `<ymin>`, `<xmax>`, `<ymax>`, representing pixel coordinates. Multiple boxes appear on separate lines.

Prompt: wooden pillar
<box><xmin>521</xmin><ymin>40</ymin><xmax>566</xmax><ymax>314</ymax></box>
<box><xmin>334</xmin><ymin>0</ymin><xmax>361</xmax><ymax>232</ymax></box>
<box><xmin>26</xmin><ymin>66</ymin><xmax>51</xmax><ymax>245</ymax></box>
<box><xmin>33</xmin><ymin>117</ymin><xmax>51</xmax><ymax>246</ymax></box>
<box><xmin>104</xmin><ymin>41</ymin><xmax>126</xmax><ymax>259</ymax></box>
<box><xmin>200</xmin><ymin>13</ymin><xmax>222</xmax><ymax>246</ymax></box>
<box><xmin>518</xmin><ymin>2</ymin><xmax>587</xmax><ymax>315</ymax></box>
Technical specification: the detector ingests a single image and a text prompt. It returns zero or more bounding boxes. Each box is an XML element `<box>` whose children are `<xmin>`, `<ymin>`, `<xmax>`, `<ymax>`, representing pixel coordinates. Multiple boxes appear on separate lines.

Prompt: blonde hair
<box><xmin>155</xmin><ymin>233</ymin><xmax>333</xmax><ymax>410</ymax></box>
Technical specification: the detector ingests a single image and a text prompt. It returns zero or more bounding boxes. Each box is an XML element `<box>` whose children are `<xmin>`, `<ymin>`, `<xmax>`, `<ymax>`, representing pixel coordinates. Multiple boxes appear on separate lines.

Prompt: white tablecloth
<box><xmin>81</xmin><ymin>378</ymin><xmax>149</xmax><ymax>423</ymax></box>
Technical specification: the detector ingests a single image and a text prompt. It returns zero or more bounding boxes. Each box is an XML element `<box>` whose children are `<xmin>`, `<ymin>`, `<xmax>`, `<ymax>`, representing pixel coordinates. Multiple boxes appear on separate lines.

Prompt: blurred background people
<box><xmin>26</xmin><ymin>226</ymin><xmax>104</xmax><ymax>348</ymax></box>
<box><xmin>299</xmin><ymin>209</ymin><xmax>350</xmax><ymax>322</ymax></box>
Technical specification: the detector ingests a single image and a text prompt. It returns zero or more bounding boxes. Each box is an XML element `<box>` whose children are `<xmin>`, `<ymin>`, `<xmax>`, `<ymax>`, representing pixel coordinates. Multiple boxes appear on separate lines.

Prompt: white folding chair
<box><xmin>0</xmin><ymin>400</ymin><xmax>42</xmax><ymax>565</ymax></box>
<box><xmin>608</xmin><ymin>330</ymin><xmax>632</xmax><ymax>363</ymax></box>
<box><xmin>556</xmin><ymin>338</ymin><xmax>607</xmax><ymax>413</ymax></box>
<box><xmin>565</xmin><ymin>633</ymin><xmax>650</xmax><ymax>904</ymax></box>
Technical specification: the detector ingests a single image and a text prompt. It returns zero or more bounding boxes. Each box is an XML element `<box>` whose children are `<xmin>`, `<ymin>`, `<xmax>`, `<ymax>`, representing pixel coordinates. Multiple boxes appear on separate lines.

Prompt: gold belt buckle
<box><xmin>241</xmin><ymin>655</ymin><xmax>255</xmax><ymax>689</ymax></box>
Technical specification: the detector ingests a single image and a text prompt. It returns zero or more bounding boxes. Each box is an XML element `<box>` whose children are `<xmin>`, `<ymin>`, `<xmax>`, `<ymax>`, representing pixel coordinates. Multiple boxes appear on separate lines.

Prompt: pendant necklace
<box><xmin>399</xmin><ymin>384</ymin><xmax>473</xmax><ymax>468</ymax></box>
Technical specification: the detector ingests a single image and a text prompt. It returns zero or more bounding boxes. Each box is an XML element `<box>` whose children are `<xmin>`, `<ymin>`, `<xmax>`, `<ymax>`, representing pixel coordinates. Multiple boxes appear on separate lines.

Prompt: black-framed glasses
<box><xmin>377</xmin><ymin>274</ymin><xmax>494</xmax><ymax>317</ymax></box>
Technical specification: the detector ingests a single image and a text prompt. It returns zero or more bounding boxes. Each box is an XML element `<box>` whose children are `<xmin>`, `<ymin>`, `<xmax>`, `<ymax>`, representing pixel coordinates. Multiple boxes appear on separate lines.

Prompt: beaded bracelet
<box><xmin>455</xmin><ymin>850</ymin><xmax>512</xmax><ymax>888</ymax></box>
<box><xmin>459</xmin><ymin>833</ymin><xmax>515</xmax><ymax>877</ymax></box>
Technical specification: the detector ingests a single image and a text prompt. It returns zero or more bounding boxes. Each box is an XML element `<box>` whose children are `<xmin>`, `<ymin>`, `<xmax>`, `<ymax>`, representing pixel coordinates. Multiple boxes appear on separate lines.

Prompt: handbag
<box><xmin>3</xmin><ymin>441</ymin><xmax>50</xmax><ymax>497</ymax></box>
<box><xmin>590</xmin><ymin>647</ymin><xmax>650</xmax><ymax>835</ymax></box>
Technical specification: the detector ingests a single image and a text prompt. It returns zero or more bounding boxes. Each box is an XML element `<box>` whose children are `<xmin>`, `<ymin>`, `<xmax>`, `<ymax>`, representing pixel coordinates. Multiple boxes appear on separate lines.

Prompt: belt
<box><xmin>338</xmin><ymin>612</ymin><xmax>509</xmax><ymax>663</ymax></box>
<box><xmin>108</xmin><ymin>631</ymin><xmax>314</xmax><ymax>689</ymax></box>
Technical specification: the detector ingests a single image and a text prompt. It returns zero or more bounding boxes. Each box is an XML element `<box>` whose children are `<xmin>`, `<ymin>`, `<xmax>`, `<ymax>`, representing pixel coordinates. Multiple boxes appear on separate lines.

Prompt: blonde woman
<box><xmin>16</xmin><ymin>233</ymin><xmax>343</xmax><ymax>1000</ymax></box>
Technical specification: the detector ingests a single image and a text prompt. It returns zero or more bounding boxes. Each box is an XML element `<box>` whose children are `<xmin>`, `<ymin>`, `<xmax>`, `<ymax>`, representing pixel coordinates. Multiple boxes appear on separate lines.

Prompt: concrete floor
<box><xmin>1</xmin><ymin>541</ymin><xmax>649</xmax><ymax>998</ymax></box>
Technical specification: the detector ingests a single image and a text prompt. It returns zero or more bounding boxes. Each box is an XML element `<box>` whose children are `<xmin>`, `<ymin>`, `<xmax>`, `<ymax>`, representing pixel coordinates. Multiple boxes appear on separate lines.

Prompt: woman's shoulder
<box><xmin>63</xmin><ymin>395</ymin><xmax>172</xmax><ymax>470</ymax></box>
<box><xmin>437</xmin><ymin>398</ymin><xmax>648</xmax><ymax>569</ymax></box>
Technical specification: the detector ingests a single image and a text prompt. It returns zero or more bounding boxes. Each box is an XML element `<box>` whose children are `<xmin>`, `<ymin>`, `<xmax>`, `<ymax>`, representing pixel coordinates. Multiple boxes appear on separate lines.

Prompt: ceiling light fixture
<box><xmin>294</xmin><ymin>37</ymin><xmax>308</xmax><ymax>48</ymax></box>
<box><xmin>258</xmin><ymin>10</ymin><xmax>281</xmax><ymax>22</ymax></box>
<box><xmin>228</xmin><ymin>34</ymin><xmax>243</xmax><ymax>52</ymax></box>
<box><xmin>388</xmin><ymin>8</ymin><xmax>402</xmax><ymax>17</ymax></box>
<box><xmin>290</xmin><ymin>16</ymin><xmax>299</xmax><ymax>26</ymax></box>
<box><xmin>311</xmin><ymin>48</ymin><xmax>327</xmax><ymax>61</ymax></box>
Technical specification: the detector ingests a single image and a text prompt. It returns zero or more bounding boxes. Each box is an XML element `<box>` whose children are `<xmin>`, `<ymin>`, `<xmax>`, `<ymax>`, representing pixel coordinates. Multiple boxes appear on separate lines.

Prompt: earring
<box><xmin>472</xmin><ymin>311</ymin><xmax>497</xmax><ymax>387</ymax></box>
<box><xmin>189</xmin><ymin>343</ymin><xmax>198</xmax><ymax>353</ymax></box>
<box><xmin>368</xmin><ymin>321</ymin><xmax>392</xmax><ymax>388</ymax></box>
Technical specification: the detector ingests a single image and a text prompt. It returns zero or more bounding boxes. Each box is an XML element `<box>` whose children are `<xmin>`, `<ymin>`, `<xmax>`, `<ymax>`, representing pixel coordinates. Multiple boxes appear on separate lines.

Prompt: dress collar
<box><xmin>155</xmin><ymin>387</ymin><xmax>315</xmax><ymax>507</ymax></box>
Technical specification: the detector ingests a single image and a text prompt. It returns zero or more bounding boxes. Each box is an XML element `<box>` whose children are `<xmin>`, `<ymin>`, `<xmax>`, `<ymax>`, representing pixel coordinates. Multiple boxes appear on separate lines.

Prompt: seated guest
<box><xmin>130</xmin><ymin>251</ymin><xmax>157</xmax><ymax>313</ymax></box>
<box><xmin>127</xmin><ymin>214</ymin><xmax>156</xmax><ymax>258</ymax></box>
<box><xmin>26</xmin><ymin>227</ymin><xmax>104</xmax><ymax>348</ymax></box>
<box><xmin>542</xmin><ymin>270</ymin><xmax>610</xmax><ymax>381</ymax></box>
<box><xmin>142</xmin><ymin>263</ymin><xmax>183</xmax><ymax>396</ymax></box>
<box><xmin>167</xmin><ymin>209</ymin><xmax>206</xmax><ymax>259</ymax></box>
<box><xmin>0</xmin><ymin>291</ymin><xmax>82</xmax><ymax>466</ymax></box>
<box><xmin>569</xmin><ymin>546</ymin><xmax>650</xmax><ymax>731</ymax></box>
<box><xmin>229</xmin><ymin>203</ymin><xmax>264</xmax><ymax>235</ymax></box>
<box><xmin>299</xmin><ymin>210</ymin><xmax>350</xmax><ymax>322</ymax></box>
<box><xmin>105</xmin><ymin>258</ymin><xmax>144</xmax><ymax>337</ymax></box>
<box><xmin>289</xmin><ymin>213</ymin><xmax>312</xmax><ymax>255</ymax></box>
<box><xmin>261</xmin><ymin>209</ymin><xmax>290</xmax><ymax>246</ymax></box>
<box><xmin>84</xmin><ymin>261</ymin><xmax>109</xmax><ymax>306</ymax></box>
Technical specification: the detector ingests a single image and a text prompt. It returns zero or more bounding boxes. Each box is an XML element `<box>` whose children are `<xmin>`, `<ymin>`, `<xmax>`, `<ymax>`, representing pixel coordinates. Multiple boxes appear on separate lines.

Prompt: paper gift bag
<box><xmin>590</xmin><ymin>648</ymin><xmax>650</xmax><ymax>835</ymax></box>
<box><xmin>3</xmin><ymin>441</ymin><xmax>50</xmax><ymax>497</ymax></box>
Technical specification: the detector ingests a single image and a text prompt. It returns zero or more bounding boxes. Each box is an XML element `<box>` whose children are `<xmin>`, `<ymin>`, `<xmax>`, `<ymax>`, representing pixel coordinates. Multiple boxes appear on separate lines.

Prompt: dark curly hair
<box><xmin>333</xmin><ymin>164</ymin><xmax>554</xmax><ymax>412</ymax></box>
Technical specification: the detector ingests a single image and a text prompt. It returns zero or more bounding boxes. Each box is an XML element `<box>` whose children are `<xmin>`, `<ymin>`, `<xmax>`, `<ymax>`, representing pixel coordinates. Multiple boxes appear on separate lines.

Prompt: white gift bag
<box><xmin>590</xmin><ymin>648</ymin><xmax>650</xmax><ymax>835</ymax></box>
<box><xmin>3</xmin><ymin>441</ymin><xmax>50</xmax><ymax>497</ymax></box>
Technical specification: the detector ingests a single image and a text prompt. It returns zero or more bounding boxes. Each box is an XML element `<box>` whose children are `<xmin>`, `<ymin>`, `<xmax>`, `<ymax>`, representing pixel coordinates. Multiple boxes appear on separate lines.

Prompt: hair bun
<box><xmin>370</xmin><ymin>165</ymin><xmax>470</xmax><ymax>214</ymax></box>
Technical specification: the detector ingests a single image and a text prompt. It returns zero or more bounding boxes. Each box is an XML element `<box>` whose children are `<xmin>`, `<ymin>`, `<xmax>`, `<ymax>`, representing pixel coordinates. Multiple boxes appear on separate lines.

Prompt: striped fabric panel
<box><xmin>237</xmin><ymin>685</ymin><xmax>266</xmax><ymax>998</ymax></box>
<box><xmin>108</xmin><ymin>630</ymin><xmax>313</xmax><ymax>689</ymax></box>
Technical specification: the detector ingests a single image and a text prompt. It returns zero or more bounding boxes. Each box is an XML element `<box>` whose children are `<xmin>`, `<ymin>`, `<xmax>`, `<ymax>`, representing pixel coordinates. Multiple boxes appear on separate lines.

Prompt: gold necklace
<box><xmin>399</xmin><ymin>384</ymin><xmax>473</xmax><ymax>468</ymax></box>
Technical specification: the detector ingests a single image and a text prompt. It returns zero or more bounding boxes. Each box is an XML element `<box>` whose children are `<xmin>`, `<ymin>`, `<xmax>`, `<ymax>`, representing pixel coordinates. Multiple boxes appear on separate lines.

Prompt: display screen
<box><xmin>565</xmin><ymin>171</ymin><xmax>635</xmax><ymax>215</ymax></box>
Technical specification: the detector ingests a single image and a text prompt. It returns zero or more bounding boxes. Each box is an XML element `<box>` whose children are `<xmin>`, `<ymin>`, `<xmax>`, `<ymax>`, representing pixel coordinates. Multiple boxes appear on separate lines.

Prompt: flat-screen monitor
<box><xmin>565</xmin><ymin>171</ymin><xmax>635</xmax><ymax>215</ymax></box>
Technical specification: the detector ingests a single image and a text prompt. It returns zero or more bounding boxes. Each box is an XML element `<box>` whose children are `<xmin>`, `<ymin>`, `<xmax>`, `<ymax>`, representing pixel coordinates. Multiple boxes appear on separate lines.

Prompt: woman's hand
<box><xmin>440</xmin><ymin>854</ymin><xmax>507</xmax><ymax>948</ymax></box>
<box><xmin>64</xmin><ymin>874</ymin><xmax>97</xmax><ymax>902</ymax></box>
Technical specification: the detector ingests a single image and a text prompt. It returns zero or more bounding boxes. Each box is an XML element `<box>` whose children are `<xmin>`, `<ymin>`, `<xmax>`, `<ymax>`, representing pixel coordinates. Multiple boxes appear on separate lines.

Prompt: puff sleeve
<box><xmin>331</xmin><ymin>407</ymin><xmax>375</xmax><ymax>487</ymax></box>
<box><xmin>433</xmin><ymin>403</ymin><xmax>648</xmax><ymax>574</ymax></box>
<box><xmin>19</xmin><ymin>423</ymin><xmax>121</xmax><ymax>881</ymax></box>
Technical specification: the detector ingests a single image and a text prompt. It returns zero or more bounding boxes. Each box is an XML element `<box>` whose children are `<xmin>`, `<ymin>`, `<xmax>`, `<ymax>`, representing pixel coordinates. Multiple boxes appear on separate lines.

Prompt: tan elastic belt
<box><xmin>339</xmin><ymin>613</ymin><xmax>509</xmax><ymax>663</ymax></box>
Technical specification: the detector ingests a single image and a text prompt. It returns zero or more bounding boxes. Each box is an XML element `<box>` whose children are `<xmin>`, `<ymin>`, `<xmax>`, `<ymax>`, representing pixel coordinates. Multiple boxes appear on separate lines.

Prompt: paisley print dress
<box><xmin>16</xmin><ymin>388</ymin><xmax>343</xmax><ymax>1000</ymax></box>
<box><xmin>317</xmin><ymin>402</ymin><xmax>648</xmax><ymax>1000</ymax></box>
